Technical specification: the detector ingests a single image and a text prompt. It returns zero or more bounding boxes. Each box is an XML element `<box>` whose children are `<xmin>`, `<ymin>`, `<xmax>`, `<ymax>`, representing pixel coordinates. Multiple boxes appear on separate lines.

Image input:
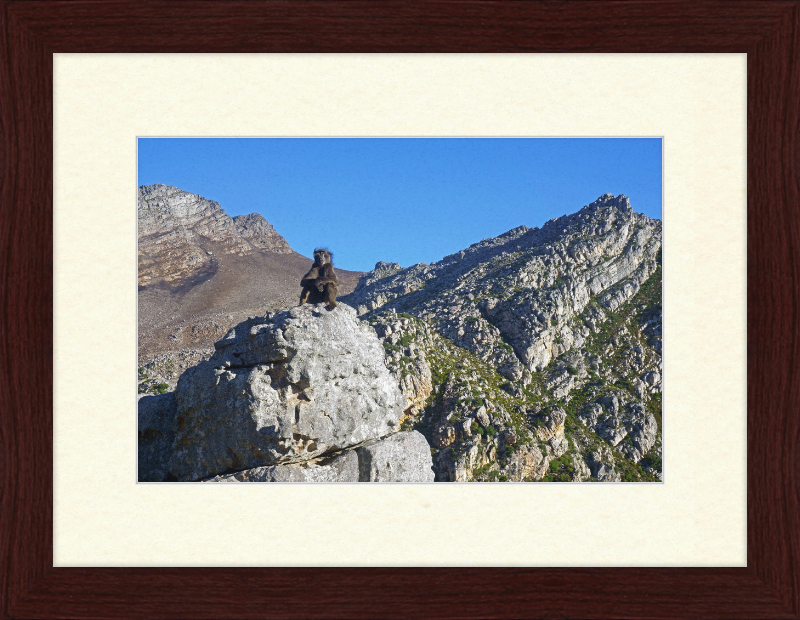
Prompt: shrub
<box><xmin>641</xmin><ymin>453</ymin><xmax>662</xmax><ymax>472</ymax></box>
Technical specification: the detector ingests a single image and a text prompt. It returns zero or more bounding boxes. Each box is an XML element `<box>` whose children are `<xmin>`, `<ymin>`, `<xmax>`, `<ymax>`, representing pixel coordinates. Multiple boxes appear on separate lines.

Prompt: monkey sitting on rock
<box><xmin>299</xmin><ymin>248</ymin><xmax>338</xmax><ymax>310</ymax></box>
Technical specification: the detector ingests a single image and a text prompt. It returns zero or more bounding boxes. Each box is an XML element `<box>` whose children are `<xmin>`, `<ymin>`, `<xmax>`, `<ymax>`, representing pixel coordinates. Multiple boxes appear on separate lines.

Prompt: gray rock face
<box><xmin>168</xmin><ymin>303</ymin><xmax>406</xmax><ymax>481</ymax></box>
<box><xmin>355</xmin><ymin>431</ymin><xmax>435</xmax><ymax>482</ymax></box>
<box><xmin>138</xmin><ymin>393</ymin><xmax>177</xmax><ymax>482</ymax></box>
<box><xmin>139</xmin><ymin>192</ymin><xmax>662</xmax><ymax>484</ymax></box>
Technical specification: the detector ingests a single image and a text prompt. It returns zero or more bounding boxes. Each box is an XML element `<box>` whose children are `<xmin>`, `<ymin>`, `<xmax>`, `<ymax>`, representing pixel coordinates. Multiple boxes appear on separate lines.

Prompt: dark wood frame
<box><xmin>1</xmin><ymin>1</ymin><xmax>798</xmax><ymax>618</ymax></box>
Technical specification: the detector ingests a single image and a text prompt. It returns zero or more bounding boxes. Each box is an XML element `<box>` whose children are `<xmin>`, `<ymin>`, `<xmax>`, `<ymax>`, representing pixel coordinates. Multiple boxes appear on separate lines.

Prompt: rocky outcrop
<box><xmin>138</xmin><ymin>184</ymin><xmax>292</xmax><ymax>286</ymax></box>
<box><xmin>168</xmin><ymin>303</ymin><xmax>406</xmax><ymax>481</ymax></box>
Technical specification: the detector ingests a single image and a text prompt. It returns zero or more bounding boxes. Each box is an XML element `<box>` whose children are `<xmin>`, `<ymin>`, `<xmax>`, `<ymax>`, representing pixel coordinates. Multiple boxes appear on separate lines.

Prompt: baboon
<box><xmin>299</xmin><ymin>248</ymin><xmax>338</xmax><ymax>310</ymax></box>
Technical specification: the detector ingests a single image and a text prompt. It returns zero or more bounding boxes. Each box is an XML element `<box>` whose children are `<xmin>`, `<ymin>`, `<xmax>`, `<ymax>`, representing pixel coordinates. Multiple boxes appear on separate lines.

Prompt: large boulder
<box><xmin>168</xmin><ymin>303</ymin><xmax>406</xmax><ymax>481</ymax></box>
<box><xmin>356</xmin><ymin>431</ymin><xmax>435</xmax><ymax>482</ymax></box>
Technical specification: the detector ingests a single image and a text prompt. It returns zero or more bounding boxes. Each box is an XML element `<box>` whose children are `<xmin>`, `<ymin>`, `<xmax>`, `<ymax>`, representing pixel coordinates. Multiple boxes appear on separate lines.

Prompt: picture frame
<box><xmin>2</xmin><ymin>1</ymin><xmax>798</xmax><ymax>618</ymax></box>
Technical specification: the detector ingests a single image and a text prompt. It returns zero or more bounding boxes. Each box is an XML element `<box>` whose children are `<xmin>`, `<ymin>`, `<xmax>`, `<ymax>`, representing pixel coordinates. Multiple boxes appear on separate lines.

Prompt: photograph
<box><xmin>137</xmin><ymin>137</ymin><xmax>663</xmax><ymax>483</ymax></box>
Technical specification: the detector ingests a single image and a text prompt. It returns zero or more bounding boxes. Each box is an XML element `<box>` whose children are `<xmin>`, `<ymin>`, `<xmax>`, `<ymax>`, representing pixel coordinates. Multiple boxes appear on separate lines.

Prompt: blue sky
<box><xmin>138</xmin><ymin>138</ymin><xmax>662</xmax><ymax>272</ymax></box>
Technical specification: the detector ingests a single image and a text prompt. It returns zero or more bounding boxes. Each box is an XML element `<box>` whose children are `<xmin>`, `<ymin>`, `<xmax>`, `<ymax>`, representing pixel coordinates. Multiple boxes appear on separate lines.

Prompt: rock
<box><xmin>138</xmin><ymin>392</ymin><xmax>177</xmax><ymax>482</ymax></box>
<box><xmin>643</xmin><ymin>370</ymin><xmax>661</xmax><ymax>387</ymax></box>
<box><xmin>168</xmin><ymin>303</ymin><xmax>406</xmax><ymax>481</ymax></box>
<box><xmin>140</xmin><ymin>189</ymin><xmax>662</xmax><ymax>483</ymax></box>
<box><xmin>579</xmin><ymin>403</ymin><xmax>603</xmax><ymax>427</ymax></box>
<box><xmin>502</xmin><ymin>427</ymin><xmax>517</xmax><ymax>445</ymax></box>
<box><xmin>356</xmin><ymin>431</ymin><xmax>435</xmax><ymax>482</ymax></box>
<box><xmin>535</xmin><ymin>407</ymin><xmax>568</xmax><ymax>457</ymax></box>
<box><xmin>598</xmin><ymin>420</ymin><xmax>628</xmax><ymax>446</ymax></box>
<box><xmin>436</xmin><ymin>437</ymin><xmax>485</xmax><ymax>482</ymax></box>
<box><xmin>587</xmin><ymin>449</ymin><xmax>620</xmax><ymax>482</ymax></box>
<box><xmin>536</xmin><ymin>407</ymin><xmax>567</xmax><ymax>442</ymax></box>
<box><xmin>369</xmin><ymin>314</ymin><xmax>434</xmax><ymax>422</ymax></box>
<box><xmin>571</xmin><ymin>454</ymin><xmax>592</xmax><ymax>482</ymax></box>
<box><xmin>505</xmin><ymin>444</ymin><xmax>549</xmax><ymax>481</ymax></box>
<box><xmin>205</xmin><ymin>450</ymin><xmax>359</xmax><ymax>482</ymax></box>
<box><xmin>204</xmin><ymin>432</ymin><xmax>434</xmax><ymax>482</ymax></box>
<box><xmin>434</xmin><ymin>425</ymin><xmax>456</xmax><ymax>448</ymax></box>
<box><xmin>475</xmin><ymin>406</ymin><xmax>490</xmax><ymax>428</ymax></box>
<box><xmin>618</xmin><ymin>403</ymin><xmax>658</xmax><ymax>462</ymax></box>
<box><xmin>600</xmin><ymin>394</ymin><xmax>619</xmax><ymax>415</ymax></box>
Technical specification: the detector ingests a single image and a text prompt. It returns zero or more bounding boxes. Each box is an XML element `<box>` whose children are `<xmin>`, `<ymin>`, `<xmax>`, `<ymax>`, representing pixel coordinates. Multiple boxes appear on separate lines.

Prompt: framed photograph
<box><xmin>136</xmin><ymin>137</ymin><xmax>664</xmax><ymax>485</ymax></box>
<box><xmin>3</xmin><ymin>1</ymin><xmax>798</xmax><ymax>618</ymax></box>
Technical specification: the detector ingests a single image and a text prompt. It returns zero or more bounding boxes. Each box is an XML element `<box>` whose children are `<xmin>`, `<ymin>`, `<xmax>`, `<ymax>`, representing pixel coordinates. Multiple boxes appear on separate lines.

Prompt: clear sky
<box><xmin>138</xmin><ymin>138</ymin><xmax>662</xmax><ymax>272</ymax></box>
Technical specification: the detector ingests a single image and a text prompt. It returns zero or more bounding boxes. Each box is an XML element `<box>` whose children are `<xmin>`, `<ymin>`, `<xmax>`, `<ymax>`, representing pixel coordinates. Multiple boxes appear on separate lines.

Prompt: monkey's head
<box><xmin>313</xmin><ymin>248</ymin><xmax>333</xmax><ymax>266</ymax></box>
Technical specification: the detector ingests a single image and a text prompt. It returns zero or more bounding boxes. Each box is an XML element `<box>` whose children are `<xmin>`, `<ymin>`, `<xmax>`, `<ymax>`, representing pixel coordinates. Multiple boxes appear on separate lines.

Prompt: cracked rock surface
<box><xmin>167</xmin><ymin>303</ymin><xmax>406</xmax><ymax>481</ymax></box>
<box><xmin>204</xmin><ymin>431</ymin><xmax>434</xmax><ymax>482</ymax></box>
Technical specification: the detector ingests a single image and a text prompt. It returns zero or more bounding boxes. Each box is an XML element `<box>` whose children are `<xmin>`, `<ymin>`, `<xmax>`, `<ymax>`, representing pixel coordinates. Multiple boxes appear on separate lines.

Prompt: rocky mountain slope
<box><xmin>137</xmin><ymin>184</ymin><xmax>362</xmax><ymax>379</ymax></box>
<box><xmin>341</xmin><ymin>193</ymin><xmax>663</xmax><ymax>482</ymax></box>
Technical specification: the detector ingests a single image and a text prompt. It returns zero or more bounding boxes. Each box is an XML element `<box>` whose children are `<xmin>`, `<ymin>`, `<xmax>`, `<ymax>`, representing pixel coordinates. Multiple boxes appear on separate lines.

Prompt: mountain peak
<box><xmin>342</xmin><ymin>194</ymin><xmax>661</xmax><ymax>372</ymax></box>
<box><xmin>137</xmin><ymin>184</ymin><xmax>292</xmax><ymax>287</ymax></box>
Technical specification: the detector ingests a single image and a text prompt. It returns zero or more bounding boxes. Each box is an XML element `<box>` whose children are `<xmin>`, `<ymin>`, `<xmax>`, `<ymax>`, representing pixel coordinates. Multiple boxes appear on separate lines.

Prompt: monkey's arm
<box><xmin>315</xmin><ymin>264</ymin><xmax>338</xmax><ymax>287</ymax></box>
<box><xmin>300</xmin><ymin>266</ymin><xmax>320</xmax><ymax>288</ymax></box>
